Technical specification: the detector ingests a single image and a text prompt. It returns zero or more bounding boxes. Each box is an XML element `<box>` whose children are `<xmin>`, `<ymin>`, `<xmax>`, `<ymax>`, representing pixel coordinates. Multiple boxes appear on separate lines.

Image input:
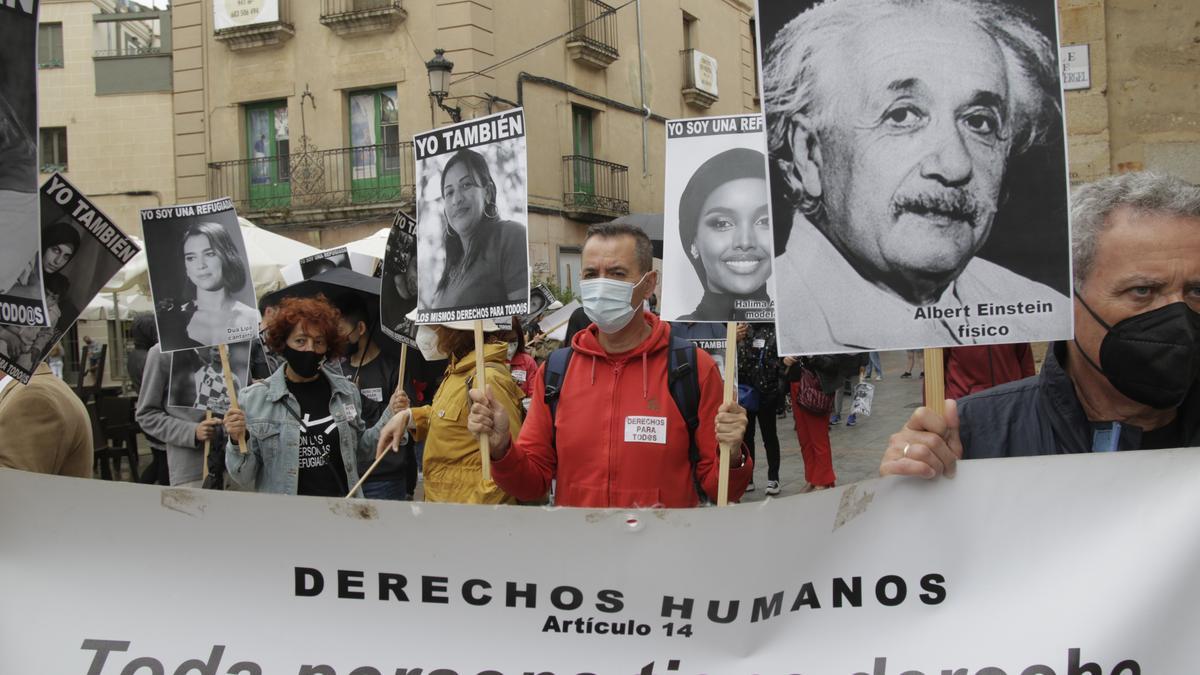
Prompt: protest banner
<box><xmin>756</xmin><ymin>0</ymin><xmax>1074</xmax><ymax>360</ymax></box>
<box><xmin>497</xmin><ymin>284</ymin><xmax>555</xmax><ymax>331</ymax></box>
<box><xmin>3</xmin><ymin>448</ymin><xmax>1198</xmax><ymax>672</ymax></box>
<box><xmin>0</xmin><ymin>174</ymin><xmax>140</xmax><ymax>384</ymax></box>
<box><xmin>414</xmin><ymin>108</ymin><xmax>531</xmax><ymax>324</ymax></box>
<box><xmin>661</xmin><ymin>114</ymin><xmax>774</xmax><ymax>324</ymax></box>
<box><xmin>143</xmin><ymin>198</ymin><xmax>257</xmax><ymax>454</ymax></box>
<box><xmin>660</xmin><ymin>114</ymin><xmax>773</xmax><ymax>501</ymax></box>
<box><xmin>282</xmin><ymin>246</ymin><xmax>379</xmax><ymax>286</ymax></box>
<box><xmin>141</xmin><ymin>198</ymin><xmax>260</xmax><ymax>354</ymax></box>
<box><xmin>380</xmin><ymin>211</ymin><xmax>419</xmax><ymax>347</ymax></box>
<box><xmin>0</xmin><ymin>1</ymin><xmax>47</xmax><ymax>328</ymax></box>
<box><xmin>527</xmin><ymin>284</ymin><xmax>554</xmax><ymax>321</ymax></box>
<box><xmin>167</xmin><ymin>341</ymin><xmax>250</xmax><ymax>415</ymax></box>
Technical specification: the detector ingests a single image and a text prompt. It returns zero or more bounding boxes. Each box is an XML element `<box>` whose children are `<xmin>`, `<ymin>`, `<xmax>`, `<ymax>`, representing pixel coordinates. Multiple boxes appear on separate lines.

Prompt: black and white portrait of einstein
<box><xmin>761</xmin><ymin>0</ymin><xmax>1073</xmax><ymax>354</ymax></box>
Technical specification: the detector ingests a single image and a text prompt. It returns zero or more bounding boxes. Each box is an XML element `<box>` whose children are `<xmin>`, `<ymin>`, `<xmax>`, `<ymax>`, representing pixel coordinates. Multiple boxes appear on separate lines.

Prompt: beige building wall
<box><xmin>37</xmin><ymin>0</ymin><xmax>176</xmax><ymax>238</ymax></box>
<box><xmin>175</xmin><ymin>0</ymin><xmax>758</xmax><ymax>288</ymax></box>
<box><xmin>1060</xmin><ymin>0</ymin><xmax>1200</xmax><ymax>184</ymax></box>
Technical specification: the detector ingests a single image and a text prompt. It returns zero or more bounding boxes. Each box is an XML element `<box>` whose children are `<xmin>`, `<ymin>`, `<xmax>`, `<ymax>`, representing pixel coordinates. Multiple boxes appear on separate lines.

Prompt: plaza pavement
<box><xmin>739</xmin><ymin>350</ymin><xmax>922</xmax><ymax>503</ymax></box>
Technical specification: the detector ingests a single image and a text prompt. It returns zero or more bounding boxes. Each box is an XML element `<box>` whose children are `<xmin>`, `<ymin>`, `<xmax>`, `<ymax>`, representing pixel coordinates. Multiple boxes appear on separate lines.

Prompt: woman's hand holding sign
<box><xmin>389</xmin><ymin>389</ymin><xmax>410</xmax><ymax>415</ymax></box>
<box><xmin>880</xmin><ymin>400</ymin><xmax>962</xmax><ymax>479</ymax></box>
<box><xmin>220</xmin><ymin>409</ymin><xmax>245</xmax><ymax>443</ymax></box>
<box><xmin>375</xmin><ymin>410</ymin><xmax>412</xmax><ymax>459</ymax></box>
<box><xmin>466</xmin><ymin>386</ymin><xmax>510</xmax><ymax>460</ymax></box>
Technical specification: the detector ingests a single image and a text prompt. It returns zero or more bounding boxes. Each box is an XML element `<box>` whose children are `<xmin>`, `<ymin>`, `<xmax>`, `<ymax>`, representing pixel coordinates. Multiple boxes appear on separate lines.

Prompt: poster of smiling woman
<box><xmin>413</xmin><ymin>109</ymin><xmax>530</xmax><ymax>323</ymax></box>
<box><xmin>141</xmin><ymin>199</ymin><xmax>260</xmax><ymax>353</ymax></box>
<box><xmin>756</xmin><ymin>0</ymin><xmax>1072</xmax><ymax>355</ymax></box>
<box><xmin>661</xmin><ymin>114</ymin><xmax>774</xmax><ymax>323</ymax></box>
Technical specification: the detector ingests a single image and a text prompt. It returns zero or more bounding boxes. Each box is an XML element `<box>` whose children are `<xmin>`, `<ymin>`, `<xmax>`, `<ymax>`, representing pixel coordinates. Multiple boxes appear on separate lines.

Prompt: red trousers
<box><xmin>790</xmin><ymin>381</ymin><xmax>837</xmax><ymax>488</ymax></box>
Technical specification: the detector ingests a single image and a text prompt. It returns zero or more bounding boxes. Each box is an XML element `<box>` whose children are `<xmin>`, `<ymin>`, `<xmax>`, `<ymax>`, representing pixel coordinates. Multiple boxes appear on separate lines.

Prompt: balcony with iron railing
<box><xmin>214</xmin><ymin>0</ymin><xmax>294</xmax><ymax>51</ymax></box>
<box><xmin>567</xmin><ymin>0</ymin><xmax>619</xmax><ymax>69</ymax></box>
<box><xmin>208</xmin><ymin>142</ymin><xmax>415</xmax><ymax>224</ymax></box>
<box><xmin>320</xmin><ymin>0</ymin><xmax>406</xmax><ymax>37</ymax></box>
<box><xmin>562</xmin><ymin>155</ymin><xmax>629</xmax><ymax>222</ymax></box>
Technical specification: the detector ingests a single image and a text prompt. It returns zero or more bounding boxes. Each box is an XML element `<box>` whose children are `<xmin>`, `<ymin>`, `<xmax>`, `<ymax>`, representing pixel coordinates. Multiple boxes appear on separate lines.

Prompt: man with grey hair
<box><xmin>761</xmin><ymin>0</ymin><xmax>1071</xmax><ymax>354</ymax></box>
<box><xmin>880</xmin><ymin>171</ymin><xmax>1200</xmax><ymax>475</ymax></box>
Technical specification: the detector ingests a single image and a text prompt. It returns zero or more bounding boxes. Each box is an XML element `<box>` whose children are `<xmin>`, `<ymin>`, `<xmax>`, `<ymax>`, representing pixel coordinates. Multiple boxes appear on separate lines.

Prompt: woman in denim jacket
<box><xmin>223</xmin><ymin>296</ymin><xmax>396</xmax><ymax>497</ymax></box>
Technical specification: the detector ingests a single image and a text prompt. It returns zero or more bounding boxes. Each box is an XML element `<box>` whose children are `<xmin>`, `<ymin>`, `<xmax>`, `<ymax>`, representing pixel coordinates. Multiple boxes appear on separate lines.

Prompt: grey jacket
<box><xmin>135</xmin><ymin>344</ymin><xmax>212</xmax><ymax>485</ymax></box>
<box><xmin>225</xmin><ymin>363</ymin><xmax>393</xmax><ymax>496</ymax></box>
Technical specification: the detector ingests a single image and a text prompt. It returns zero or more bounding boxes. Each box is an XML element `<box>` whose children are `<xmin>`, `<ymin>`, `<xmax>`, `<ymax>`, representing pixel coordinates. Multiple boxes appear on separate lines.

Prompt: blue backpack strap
<box><xmin>543</xmin><ymin>346</ymin><xmax>574</xmax><ymax>446</ymax></box>
<box><xmin>666</xmin><ymin>335</ymin><xmax>704</xmax><ymax>502</ymax></box>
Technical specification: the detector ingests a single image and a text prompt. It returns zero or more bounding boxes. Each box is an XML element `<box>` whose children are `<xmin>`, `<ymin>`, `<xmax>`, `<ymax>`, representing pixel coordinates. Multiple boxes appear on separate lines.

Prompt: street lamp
<box><xmin>425</xmin><ymin>48</ymin><xmax>462</xmax><ymax>123</ymax></box>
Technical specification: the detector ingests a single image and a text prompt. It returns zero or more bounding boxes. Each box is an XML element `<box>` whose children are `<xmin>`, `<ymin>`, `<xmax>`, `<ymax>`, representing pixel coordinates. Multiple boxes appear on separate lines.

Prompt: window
<box><xmin>683</xmin><ymin>12</ymin><xmax>698</xmax><ymax>51</ymax></box>
<box><xmin>95</xmin><ymin>15</ymin><xmax>162</xmax><ymax>57</ymax></box>
<box><xmin>38</xmin><ymin>23</ymin><xmax>63</xmax><ymax>68</ymax></box>
<box><xmin>245</xmin><ymin>101</ymin><xmax>290</xmax><ymax>209</ymax></box>
<box><xmin>749</xmin><ymin>18</ymin><xmax>759</xmax><ymax>99</ymax></box>
<box><xmin>348</xmin><ymin>87</ymin><xmax>401</xmax><ymax>203</ymax></box>
<box><xmin>571</xmin><ymin>105</ymin><xmax>595</xmax><ymax>195</ymax></box>
<box><xmin>39</xmin><ymin>127</ymin><xmax>68</xmax><ymax>172</ymax></box>
<box><xmin>572</xmin><ymin>105</ymin><xmax>594</xmax><ymax>159</ymax></box>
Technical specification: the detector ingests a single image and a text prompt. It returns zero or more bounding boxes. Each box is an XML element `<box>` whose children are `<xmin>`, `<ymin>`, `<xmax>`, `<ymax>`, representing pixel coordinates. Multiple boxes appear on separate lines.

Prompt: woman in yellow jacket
<box><xmin>393</xmin><ymin>319</ymin><xmax>526</xmax><ymax>504</ymax></box>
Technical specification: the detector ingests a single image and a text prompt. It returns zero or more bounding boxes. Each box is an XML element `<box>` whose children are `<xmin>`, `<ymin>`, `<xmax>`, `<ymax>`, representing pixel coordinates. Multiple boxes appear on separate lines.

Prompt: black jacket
<box><xmin>959</xmin><ymin>342</ymin><xmax>1200</xmax><ymax>458</ymax></box>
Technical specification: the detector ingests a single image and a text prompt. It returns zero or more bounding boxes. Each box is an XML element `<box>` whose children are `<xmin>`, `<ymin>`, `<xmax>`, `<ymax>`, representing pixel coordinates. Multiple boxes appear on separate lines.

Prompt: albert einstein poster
<box><xmin>756</xmin><ymin>0</ymin><xmax>1073</xmax><ymax>354</ymax></box>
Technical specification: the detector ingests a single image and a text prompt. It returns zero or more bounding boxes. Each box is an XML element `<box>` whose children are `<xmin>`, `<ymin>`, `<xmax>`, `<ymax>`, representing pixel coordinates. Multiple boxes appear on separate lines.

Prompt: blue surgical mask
<box><xmin>580</xmin><ymin>274</ymin><xmax>647</xmax><ymax>334</ymax></box>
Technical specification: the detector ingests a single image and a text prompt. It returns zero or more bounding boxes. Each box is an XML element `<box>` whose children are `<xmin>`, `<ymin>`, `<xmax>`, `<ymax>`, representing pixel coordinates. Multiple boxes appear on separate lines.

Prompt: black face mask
<box><xmin>282</xmin><ymin>346</ymin><xmax>325</xmax><ymax>379</ymax></box>
<box><xmin>1074</xmin><ymin>293</ymin><xmax>1200</xmax><ymax>410</ymax></box>
<box><xmin>345</xmin><ymin>334</ymin><xmax>361</xmax><ymax>358</ymax></box>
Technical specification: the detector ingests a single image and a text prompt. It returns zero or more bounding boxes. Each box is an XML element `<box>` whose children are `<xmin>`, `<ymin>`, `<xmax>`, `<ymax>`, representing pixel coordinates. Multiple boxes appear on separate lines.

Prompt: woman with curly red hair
<box><xmin>223</xmin><ymin>295</ymin><xmax>400</xmax><ymax>497</ymax></box>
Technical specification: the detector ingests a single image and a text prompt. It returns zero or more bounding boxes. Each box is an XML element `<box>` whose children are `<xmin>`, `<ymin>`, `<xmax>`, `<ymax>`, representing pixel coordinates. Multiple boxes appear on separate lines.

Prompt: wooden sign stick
<box><xmin>202</xmin><ymin>410</ymin><xmax>212</xmax><ymax>480</ymax></box>
<box><xmin>717</xmin><ymin>321</ymin><xmax>738</xmax><ymax>506</ymax></box>
<box><xmin>923</xmin><ymin>348</ymin><xmax>946</xmax><ymax>416</ymax></box>
<box><xmin>397</xmin><ymin>343</ymin><xmax>408</xmax><ymax>396</ymax></box>
<box><xmin>218</xmin><ymin>343</ymin><xmax>248</xmax><ymax>455</ymax></box>
<box><xmin>474</xmin><ymin>320</ymin><xmax>492</xmax><ymax>482</ymax></box>
<box><xmin>346</xmin><ymin>410</ymin><xmax>411</xmax><ymax>498</ymax></box>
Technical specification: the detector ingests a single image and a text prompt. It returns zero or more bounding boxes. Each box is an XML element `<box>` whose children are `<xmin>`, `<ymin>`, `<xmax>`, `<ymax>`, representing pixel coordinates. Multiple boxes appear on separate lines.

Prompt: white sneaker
<box><xmin>765</xmin><ymin>480</ymin><xmax>781</xmax><ymax>496</ymax></box>
<box><xmin>746</xmin><ymin>481</ymin><xmax>756</xmax><ymax>492</ymax></box>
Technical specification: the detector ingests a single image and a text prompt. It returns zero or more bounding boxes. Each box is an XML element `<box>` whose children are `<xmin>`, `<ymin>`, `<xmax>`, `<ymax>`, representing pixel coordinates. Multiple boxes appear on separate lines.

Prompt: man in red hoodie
<box><xmin>466</xmin><ymin>223</ymin><xmax>752</xmax><ymax>508</ymax></box>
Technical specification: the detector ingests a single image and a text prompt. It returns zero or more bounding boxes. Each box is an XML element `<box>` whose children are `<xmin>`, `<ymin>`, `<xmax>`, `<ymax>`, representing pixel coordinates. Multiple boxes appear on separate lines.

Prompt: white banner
<box><xmin>3</xmin><ymin>449</ymin><xmax>1198</xmax><ymax>672</ymax></box>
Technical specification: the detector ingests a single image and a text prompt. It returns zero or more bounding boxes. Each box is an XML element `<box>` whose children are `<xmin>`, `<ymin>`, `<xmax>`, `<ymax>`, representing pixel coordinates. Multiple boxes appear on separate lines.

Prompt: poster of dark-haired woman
<box><xmin>661</xmin><ymin>114</ymin><xmax>775</xmax><ymax>323</ymax></box>
<box><xmin>141</xmin><ymin>198</ymin><xmax>260</xmax><ymax>353</ymax></box>
<box><xmin>413</xmin><ymin>109</ymin><xmax>530</xmax><ymax>323</ymax></box>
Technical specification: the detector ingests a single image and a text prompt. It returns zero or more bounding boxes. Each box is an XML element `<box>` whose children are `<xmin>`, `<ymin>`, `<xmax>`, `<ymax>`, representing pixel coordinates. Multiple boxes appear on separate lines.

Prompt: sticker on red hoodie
<box><xmin>625</xmin><ymin>416</ymin><xmax>667</xmax><ymax>444</ymax></box>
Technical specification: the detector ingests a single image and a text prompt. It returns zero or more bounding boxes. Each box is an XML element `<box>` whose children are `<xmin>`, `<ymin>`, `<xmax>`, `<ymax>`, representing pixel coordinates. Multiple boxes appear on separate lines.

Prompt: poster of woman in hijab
<box><xmin>660</xmin><ymin>114</ymin><xmax>775</xmax><ymax>323</ymax></box>
<box><xmin>413</xmin><ymin>109</ymin><xmax>530</xmax><ymax>323</ymax></box>
<box><xmin>0</xmin><ymin>174</ymin><xmax>140</xmax><ymax>384</ymax></box>
<box><xmin>141</xmin><ymin>198</ymin><xmax>260</xmax><ymax>352</ymax></box>
<box><xmin>167</xmin><ymin>341</ymin><xmax>251</xmax><ymax>415</ymax></box>
<box><xmin>0</xmin><ymin>2</ymin><xmax>46</xmax><ymax>328</ymax></box>
<box><xmin>380</xmin><ymin>210</ymin><xmax>418</xmax><ymax>346</ymax></box>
